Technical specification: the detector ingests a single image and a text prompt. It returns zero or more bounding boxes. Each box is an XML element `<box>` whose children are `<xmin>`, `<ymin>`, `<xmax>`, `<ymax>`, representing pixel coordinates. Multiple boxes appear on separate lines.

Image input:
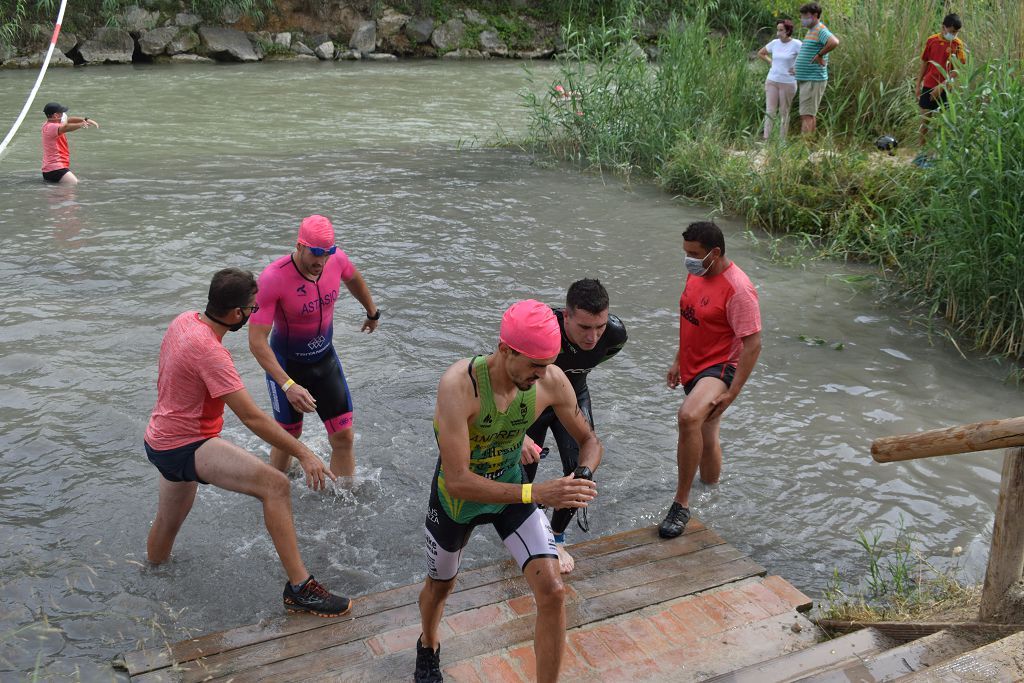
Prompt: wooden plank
<box><xmin>123</xmin><ymin>521</ymin><xmax>708</xmax><ymax>676</ymax></box>
<box><xmin>229</xmin><ymin>554</ymin><xmax>766</xmax><ymax>682</ymax></box>
<box><xmin>703</xmin><ymin>627</ymin><xmax>896</xmax><ymax>683</ymax></box>
<box><xmin>130</xmin><ymin>525</ymin><xmax>726</xmax><ymax>680</ymax></box>
<box><xmin>815</xmin><ymin>620</ymin><xmax>1024</xmax><ymax>644</ymax></box>
<box><xmin>871</xmin><ymin>416</ymin><xmax>1024</xmax><ymax>463</ymax></box>
<box><xmin>896</xmin><ymin>630</ymin><xmax>1024</xmax><ymax>682</ymax></box>
<box><xmin>980</xmin><ymin>447</ymin><xmax>1024</xmax><ymax>621</ymax></box>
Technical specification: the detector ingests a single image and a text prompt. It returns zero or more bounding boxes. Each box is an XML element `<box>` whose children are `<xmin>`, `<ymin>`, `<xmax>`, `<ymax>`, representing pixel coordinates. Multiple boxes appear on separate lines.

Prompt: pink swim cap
<box><xmin>297</xmin><ymin>215</ymin><xmax>335</xmax><ymax>249</ymax></box>
<box><xmin>500</xmin><ymin>300</ymin><xmax>562</xmax><ymax>360</ymax></box>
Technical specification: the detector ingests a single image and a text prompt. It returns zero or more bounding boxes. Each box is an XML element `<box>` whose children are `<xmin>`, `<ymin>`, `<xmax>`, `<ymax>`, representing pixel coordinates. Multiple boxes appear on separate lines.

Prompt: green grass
<box><xmin>521</xmin><ymin>0</ymin><xmax>1024</xmax><ymax>362</ymax></box>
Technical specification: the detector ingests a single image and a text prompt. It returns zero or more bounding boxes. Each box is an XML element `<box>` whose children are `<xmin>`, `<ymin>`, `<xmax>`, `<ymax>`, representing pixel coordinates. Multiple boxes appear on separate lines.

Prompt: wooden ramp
<box><xmin>117</xmin><ymin>520</ymin><xmax>818</xmax><ymax>682</ymax></box>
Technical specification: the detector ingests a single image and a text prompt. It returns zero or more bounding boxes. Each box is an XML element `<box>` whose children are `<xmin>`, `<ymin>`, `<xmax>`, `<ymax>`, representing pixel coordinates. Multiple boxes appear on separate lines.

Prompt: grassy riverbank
<box><xmin>523</xmin><ymin>0</ymin><xmax>1024</xmax><ymax>363</ymax></box>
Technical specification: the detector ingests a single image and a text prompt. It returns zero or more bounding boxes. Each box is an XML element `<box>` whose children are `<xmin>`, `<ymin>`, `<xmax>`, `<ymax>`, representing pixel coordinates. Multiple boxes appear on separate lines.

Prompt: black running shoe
<box><xmin>282</xmin><ymin>576</ymin><xmax>353</xmax><ymax>617</ymax></box>
<box><xmin>414</xmin><ymin>636</ymin><xmax>443</xmax><ymax>683</ymax></box>
<box><xmin>658</xmin><ymin>502</ymin><xmax>691</xmax><ymax>539</ymax></box>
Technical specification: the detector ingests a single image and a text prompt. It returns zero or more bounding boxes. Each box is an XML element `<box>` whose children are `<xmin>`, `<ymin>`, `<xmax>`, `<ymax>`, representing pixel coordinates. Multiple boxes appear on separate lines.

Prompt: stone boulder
<box><xmin>442</xmin><ymin>48</ymin><xmax>487</xmax><ymax>59</ymax></box>
<box><xmin>171</xmin><ymin>53</ymin><xmax>214</xmax><ymax>63</ymax></box>
<box><xmin>175</xmin><ymin>13</ymin><xmax>201</xmax><ymax>28</ymax></box>
<box><xmin>121</xmin><ymin>5</ymin><xmax>159</xmax><ymax>33</ymax></box>
<box><xmin>314</xmin><ymin>40</ymin><xmax>335</xmax><ymax>60</ymax></box>
<box><xmin>349</xmin><ymin>20</ymin><xmax>376</xmax><ymax>54</ymax></box>
<box><xmin>168</xmin><ymin>29</ymin><xmax>200</xmax><ymax>55</ymax></box>
<box><xmin>0</xmin><ymin>43</ymin><xmax>15</xmax><ymax>64</ymax></box>
<box><xmin>431</xmin><ymin>18</ymin><xmax>465</xmax><ymax>52</ymax></box>
<box><xmin>77</xmin><ymin>27</ymin><xmax>135</xmax><ymax>64</ymax></box>
<box><xmin>198</xmin><ymin>26</ymin><xmax>259</xmax><ymax>62</ymax></box>
<box><xmin>3</xmin><ymin>51</ymin><xmax>73</xmax><ymax>68</ymax></box>
<box><xmin>377</xmin><ymin>8</ymin><xmax>409</xmax><ymax>38</ymax></box>
<box><xmin>463</xmin><ymin>9</ymin><xmax>488</xmax><ymax>26</ymax></box>
<box><xmin>273</xmin><ymin>32</ymin><xmax>292</xmax><ymax>48</ymax></box>
<box><xmin>405</xmin><ymin>16</ymin><xmax>433</xmax><ymax>44</ymax></box>
<box><xmin>479</xmin><ymin>30</ymin><xmax>508</xmax><ymax>57</ymax></box>
<box><xmin>366</xmin><ymin>52</ymin><xmax>397</xmax><ymax>61</ymax></box>
<box><xmin>337</xmin><ymin>49</ymin><xmax>362</xmax><ymax>60</ymax></box>
<box><xmin>56</xmin><ymin>32</ymin><xmax>78</xmax><ymax>55</ymax></box>
<box><xmin>293</xmin><ymin>53</ymin><xmax>319</xmax><ymax>62</ymax></box>
<box><xmin>293</xmin><ymin>41</ymin><xmax>314</xmax><ymax>56</ymax></box>
<box><xmin>138</xmin><ymin>26</ymin><xmax>178</xmax><ymax>56</ymax></box>
<box><xmin>514</xmin><ymin>47</ymin><xmax>555</xmax><ymax>59</ymax></box>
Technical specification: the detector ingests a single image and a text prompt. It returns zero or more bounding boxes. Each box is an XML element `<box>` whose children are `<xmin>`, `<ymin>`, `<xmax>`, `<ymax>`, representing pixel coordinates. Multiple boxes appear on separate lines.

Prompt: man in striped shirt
<box><xmin>794</xmin><ymin>3</ymin><xmax>840</xmax><ymax>135</ymax></box>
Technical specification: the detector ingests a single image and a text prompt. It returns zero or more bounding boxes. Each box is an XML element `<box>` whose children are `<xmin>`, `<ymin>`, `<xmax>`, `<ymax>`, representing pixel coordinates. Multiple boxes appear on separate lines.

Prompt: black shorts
<box><xmin>919</xmin><ymin>87</ymin><xmax>947</xmax><ymax>111</ymax></box>
<box><xmin>683</xmin><ymin>363</ymin><xmax>736</xmax><ymax>395</ymax></box>
<box><xmin>42</xmin><ymin>168</ymin><xmax>71</xmax><ymax>183</ymax></box>
<box><xmin>524</xmin><ymin>388</ymin><xmax>593</xmax><ymax>483</ymax></box>
<box><xmin>267</xmin><ymin>349</ymin><xmax>353</xmax><ymax>434</ymax></box>
<box><xmin>145</xmin><ymin>438</ymin><xmax>212</xmax><ymax>484</ymax></box>
<box><xmin>424</xmin><ymin>474</ymin><xmax>556</xmax><ymax>581</ymax></box>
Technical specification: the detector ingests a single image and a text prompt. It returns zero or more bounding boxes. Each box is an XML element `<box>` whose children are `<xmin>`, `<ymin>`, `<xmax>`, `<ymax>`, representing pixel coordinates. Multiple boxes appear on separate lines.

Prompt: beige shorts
<box><xmin>798</xmin><ymin>80</ymin><xmax>827</xmax><ymax>117</ymax></box>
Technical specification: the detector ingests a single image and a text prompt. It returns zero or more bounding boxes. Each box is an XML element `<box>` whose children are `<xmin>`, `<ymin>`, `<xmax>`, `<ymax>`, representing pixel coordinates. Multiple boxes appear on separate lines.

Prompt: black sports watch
<box><xmin>366</xmin><ymin>309</ymin><xmax>381</xmax><ymax>320</ymax></box>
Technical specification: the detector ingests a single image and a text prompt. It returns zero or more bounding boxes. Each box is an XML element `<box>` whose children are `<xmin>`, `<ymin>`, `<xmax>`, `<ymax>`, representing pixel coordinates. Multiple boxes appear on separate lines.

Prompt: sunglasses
<box><xmin>240</xmin><ymin>303</ymin><xmax>260</xmax><ymax>314</ymax></box>
<box><xmin>306</xmin><ymin>245</ymin><xmax>337</xmax><ymax>257</ymax></box>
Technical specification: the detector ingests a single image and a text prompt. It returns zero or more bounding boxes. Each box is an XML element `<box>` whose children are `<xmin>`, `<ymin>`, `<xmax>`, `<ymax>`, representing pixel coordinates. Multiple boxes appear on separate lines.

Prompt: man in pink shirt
<box><xmin>249</xmin><ymin>215</ymin><xmax>380</xmax><ymax>478</ymax></box>
<box><xmin>145</xmin><ymin>268</ymin><xmax>353</xmax><ymax>616</ymax></box>
<box><xmin>40</xmin><ymin>102</ymin><xmax>99</xmax><ymax>185</ymax></box>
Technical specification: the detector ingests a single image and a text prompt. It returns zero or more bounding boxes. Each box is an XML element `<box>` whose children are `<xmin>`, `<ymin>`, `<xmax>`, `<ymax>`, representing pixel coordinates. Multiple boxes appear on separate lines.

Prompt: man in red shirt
<box><xmin>40</xmin><ymin>102</ymin><xmax>99</xmax><ymax>185</ymax></box>
<box><xmin>660</xmin><ymin>222</ymin><xmax>762</xmax><ymax>538</ymax></box>
<box><xmin>144</xmin><ymin>268</ymin><xmax>353</xmax><ymax>616</ymax></box>
<box><xmin>916</xmin><ymin>14</ymin><xmax>965</xmax><ymax>146</ymax></box>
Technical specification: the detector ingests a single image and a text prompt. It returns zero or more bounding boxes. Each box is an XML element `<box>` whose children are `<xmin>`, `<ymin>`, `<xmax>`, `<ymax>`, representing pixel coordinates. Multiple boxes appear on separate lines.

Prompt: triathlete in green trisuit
<box><xmin>415</xmin><ymin>300</ymin><xmax>602</xmax><ymax>683</ymax></box>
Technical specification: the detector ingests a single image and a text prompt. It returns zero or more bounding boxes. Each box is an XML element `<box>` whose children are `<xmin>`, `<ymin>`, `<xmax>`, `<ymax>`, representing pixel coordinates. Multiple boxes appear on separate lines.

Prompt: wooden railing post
<box><xmin>979</xmin><ymin>447</ymin><xmax>1024</xmax><ymax>622</ymax></box>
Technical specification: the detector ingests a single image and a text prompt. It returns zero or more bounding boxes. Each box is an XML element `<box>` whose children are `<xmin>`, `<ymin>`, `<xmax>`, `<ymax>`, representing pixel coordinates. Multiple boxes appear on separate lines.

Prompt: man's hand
<box><xmin>360</xmin><ymin>317</ymin><xmax>379</xmax><ymax>333</ymax></box>
<box><xmin>812</xmin><ymin>54</ymin><xmax>825</xmax><ymax>66</ymax></box>
<box><xmin>708</xmin><ymin>390</ymin><xmax>737</xmax><ymax>420</ymax></box>
<box><xmin>86</xmin><ymin>119</ymin><xmax>100</xmax><ymax>129</ymax></box>
<box><xmin>520</xmin><ymin>438</ymin><xmax>542</xmax><ymax>465</ymax></box>
<box><xmin>296</xmin><ymin>448</ymin><xmax>336</xmax><ymax>491</ymax></box>
<box><xmin>285</xmin><ymin>383</ymin><xmax>317</xmax><ymax>413</ymax></box>
<box><xmin>666</xmin><ymin>361</ymin><xmax>681</xmax><ymax>389</ymax></box>
<box><xmin>534</xmin><ymin>473</ymin><xmax>597</xmax><ymax>509</ymax></box>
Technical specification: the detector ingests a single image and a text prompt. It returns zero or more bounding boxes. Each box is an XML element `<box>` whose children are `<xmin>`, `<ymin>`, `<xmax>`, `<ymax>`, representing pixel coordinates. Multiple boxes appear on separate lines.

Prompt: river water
<box><xmin>0</xmin><ymin>61</ymin><xmax>1019</xmax><ymax>680</ymax></box>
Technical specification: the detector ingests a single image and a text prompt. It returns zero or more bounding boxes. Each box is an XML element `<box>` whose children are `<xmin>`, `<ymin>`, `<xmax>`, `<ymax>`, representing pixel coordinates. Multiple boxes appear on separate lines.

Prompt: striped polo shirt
<box><xmin>794</xmin><ymin>21</ymin><xmax>834</xmax><ymax>82</ymax></box>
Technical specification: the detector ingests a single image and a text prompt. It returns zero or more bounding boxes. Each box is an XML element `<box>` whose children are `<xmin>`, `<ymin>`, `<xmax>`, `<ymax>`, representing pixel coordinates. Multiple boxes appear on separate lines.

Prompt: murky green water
<box><xmin>0</xmin><ymin>61</ymin><xmax>1018</xmax><ymax>679</ymax></box>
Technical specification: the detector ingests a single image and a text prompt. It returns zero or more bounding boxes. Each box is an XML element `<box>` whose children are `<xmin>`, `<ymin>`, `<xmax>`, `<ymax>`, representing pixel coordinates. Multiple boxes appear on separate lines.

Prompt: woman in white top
<box><xmin>757</xmin><ymin>20</ymin><xmax>802</xmax><ymax>138</ymax></box>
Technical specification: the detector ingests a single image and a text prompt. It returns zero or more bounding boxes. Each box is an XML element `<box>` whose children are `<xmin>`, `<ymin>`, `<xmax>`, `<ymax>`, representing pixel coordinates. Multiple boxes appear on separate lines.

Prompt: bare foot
<box><xmin>556</xmin><ymin>543</ymin><xmax>575</xmax><ymax>574</ymax></box>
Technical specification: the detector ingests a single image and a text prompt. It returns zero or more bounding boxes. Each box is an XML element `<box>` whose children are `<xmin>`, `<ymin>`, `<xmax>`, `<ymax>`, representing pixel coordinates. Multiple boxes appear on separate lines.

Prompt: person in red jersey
<box><xmin>660</xmin><ymin>222</ymin><xmax>762</xmax><ymax>539</ymax></box>
<box><xmin>916</xmin><ymin>13</ymin><xmax>966</xmax><ymax>146</ymax></box>
<box><xmin>40</xmin><ymin>102</ymin><xmax>99</xmax><ymax>185</ymax></box>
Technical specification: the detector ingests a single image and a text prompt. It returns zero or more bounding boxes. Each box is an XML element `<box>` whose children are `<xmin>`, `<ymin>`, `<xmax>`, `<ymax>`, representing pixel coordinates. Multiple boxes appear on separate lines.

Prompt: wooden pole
<box><xmin>979</xmin><ymin>447</ymin><xmax>1024</xmax><ymax>622</ymax></box>
<box><xmin>872</xmin><ymin>416</ymin><xmax>1024</xmax><ymax>463</ymax></box>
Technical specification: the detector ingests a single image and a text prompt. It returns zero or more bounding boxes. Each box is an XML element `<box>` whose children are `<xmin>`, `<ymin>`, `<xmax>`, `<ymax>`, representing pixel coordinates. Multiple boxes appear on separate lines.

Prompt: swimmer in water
<box><xmin>248</xmin><ymin>215</ymin><xmax>381</xmax><ymax>478</ymax></box>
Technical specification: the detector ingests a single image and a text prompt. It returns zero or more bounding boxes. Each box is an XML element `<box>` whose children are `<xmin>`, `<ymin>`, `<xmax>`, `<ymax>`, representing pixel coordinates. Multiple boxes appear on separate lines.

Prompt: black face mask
<box><xmin>205</xmin><ymin>308</ymin><xmax>249</xmax><ymax>332</ymax></box>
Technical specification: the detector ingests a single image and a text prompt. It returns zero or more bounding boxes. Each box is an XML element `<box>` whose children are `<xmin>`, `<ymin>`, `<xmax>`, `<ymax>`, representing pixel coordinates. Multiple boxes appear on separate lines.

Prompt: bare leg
<box><xmin>194</xmin><ymin>438</ymin><xmax>310</xmax><ymax>584</ymax></box>
<box><xmin>58</xmin><ymin>171</ymin><xmax>79</xmax><ymax>186</ymax></box>
<box><xmin>674</xmin><ymin>378</ymin><xmax>728</xmax><ymax>506</ymax></box>
<box><xmin>919</xmin><ymin>108</ymin><xmax>931</xmax><ymax>147</ymax></box>
<box><xmin>698</xmin><ymin>414</ymin><xmax>724</xmax><ymax>484</ymax></box>
<box><xmin>419</xmin><ymin>576</ymin><xmax>456</xmax><ymax>649</ymax></box>
<box><xmin>328</xmin><ymin>427</ymin><xmax>355</xmax><ymax>478</ymax></box>
<box><xmin>147</xmin><ymin>478</ymin><xmax>198</xmax><ymax>563</ymax></box>
<box><xmin>524</xmin><ymin>558</ymin><xmax>566</xmax><ymax>683</ymax></box>
<box><xmin>269</xmin><ymin>425</ymin><xmax>302</xmax><ymax>473</ymax></box>
<box><xmin>801</xmin><ymin>114</ymin><xmax>817</xmax><ymax>135</ymax></box>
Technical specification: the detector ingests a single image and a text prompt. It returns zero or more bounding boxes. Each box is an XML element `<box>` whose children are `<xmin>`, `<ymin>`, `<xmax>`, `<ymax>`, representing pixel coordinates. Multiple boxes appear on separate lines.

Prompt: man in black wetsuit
<box><xmin>523</xmin><ymin>279</ymin><xmax>627</xmax><ymax>573</ymax></box>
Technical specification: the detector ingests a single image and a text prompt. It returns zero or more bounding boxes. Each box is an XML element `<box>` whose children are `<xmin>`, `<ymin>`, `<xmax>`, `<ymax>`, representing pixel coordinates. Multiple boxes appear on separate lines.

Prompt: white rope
<box><xmin>0</xmin><ymin>0</ymin><xmax>69</xmax><ymax>161</ymax></box>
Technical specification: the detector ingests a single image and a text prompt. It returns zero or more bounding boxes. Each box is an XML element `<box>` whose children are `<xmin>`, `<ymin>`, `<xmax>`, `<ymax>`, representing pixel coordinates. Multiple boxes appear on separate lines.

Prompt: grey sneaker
<box><xmin>658</xmin><ymin>502</ymin><xmax>691</xmax><ymax>538</ymax></box>
<box><xmin>282</xmin><ymin>576</ymin><xmax>352</xmax><ymax>617</ymax></box>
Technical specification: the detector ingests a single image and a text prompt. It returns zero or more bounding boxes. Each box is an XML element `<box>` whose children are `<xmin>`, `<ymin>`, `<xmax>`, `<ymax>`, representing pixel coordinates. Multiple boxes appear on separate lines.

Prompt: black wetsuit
<box><xmin>525</xmin><ymin>308</ymin><xmax>627</xmax><ymax>534</ymax></box>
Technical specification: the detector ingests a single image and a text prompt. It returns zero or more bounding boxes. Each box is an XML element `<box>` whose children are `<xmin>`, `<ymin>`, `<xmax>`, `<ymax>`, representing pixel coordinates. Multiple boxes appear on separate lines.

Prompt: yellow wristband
<box><xmin>281</xmin><ymin>378</ymin><xmax>295</xmax><ymax>392</ymax></box>
<box><xmin>521</xmin><ymin>483</ymin><xmax>533</xmax><ymax>504</ymax></box>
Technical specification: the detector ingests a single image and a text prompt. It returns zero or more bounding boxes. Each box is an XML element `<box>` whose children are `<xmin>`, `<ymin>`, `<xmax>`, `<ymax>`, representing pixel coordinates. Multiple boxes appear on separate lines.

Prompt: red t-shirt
<box><xmin>920</xmin><ymin>34</ymin><xmax>966</xmax><ymax>89</ymax></box>
<box><xmin>41</xmin><ymin>121</ymin><xmax>70</xmax><ymax>172</ymax></box>
<box><xmin>144</xmin><ymin>312</ymin><xmax>246</xmax><ymax>450</ymax></box>
<box><xmin>678</xmin><ymin>262</ymin><xmax>761</xmax><ymax>384</ymax></box>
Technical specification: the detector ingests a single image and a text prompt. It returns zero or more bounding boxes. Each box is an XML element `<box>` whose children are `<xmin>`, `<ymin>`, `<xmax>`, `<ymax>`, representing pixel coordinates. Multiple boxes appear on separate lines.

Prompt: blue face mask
<box><xmin>943</xmin><ymin>31</ymin><xmax>956</xmax><ymax>41</ymax></box>
<box><xmin>684</xmin><ymin>251</ymin><xmax>716</xmax><ymax>277</ymax></box>
<box><xmin>801</xmin><ymin>17</ymin><xmax>815</xmax><ymax>28</ymax></box>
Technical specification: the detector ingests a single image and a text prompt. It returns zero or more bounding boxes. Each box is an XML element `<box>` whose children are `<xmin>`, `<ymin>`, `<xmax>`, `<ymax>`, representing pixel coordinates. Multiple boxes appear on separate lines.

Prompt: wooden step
<box><xmin>797</xmin><ymin>627</ymin><xmax>996</xmax><ymax>682</ymax></box>
<box><xmin>122</xmin><ymin>520</ymin><xmax>778</xmax><ymax>682</ymax></box>
<box><xmin>893</xmin><ymin>630</ymin><xmax>1024</xmax><ymax>682</ymax></box>
<box><xmin>704</xmin><ymin>627</ymin><xmax>898</xmax><ymax>683</ymax></box>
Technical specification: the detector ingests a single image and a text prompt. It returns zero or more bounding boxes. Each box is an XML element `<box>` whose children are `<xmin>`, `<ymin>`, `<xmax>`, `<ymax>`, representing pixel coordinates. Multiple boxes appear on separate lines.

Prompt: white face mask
<box><xmin>684</xmin><ymin>251</ymin><xmax>717</xmax><ymax>277</ymax></box>
<box><xmin>943</xmin><ymin>32</ymin><xmax>956</xmax><ymax>41</ymax></box>
<box><xmin>60</xmin><ymin>112</ymin><xmax>68</xmax><ymax>124</ymax></box>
